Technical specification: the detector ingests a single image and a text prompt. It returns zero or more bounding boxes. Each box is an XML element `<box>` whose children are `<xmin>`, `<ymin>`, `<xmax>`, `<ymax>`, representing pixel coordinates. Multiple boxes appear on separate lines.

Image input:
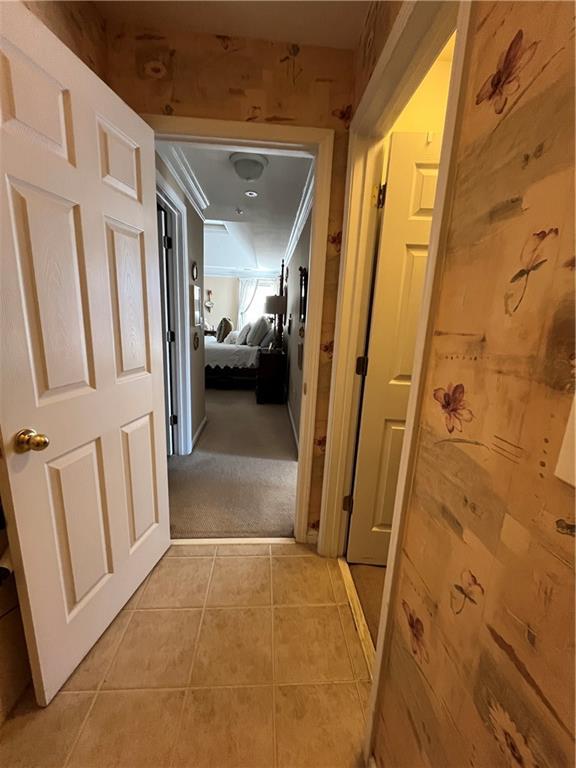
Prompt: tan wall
<box><xmin>369</xmin><ymin>3</ymin><xmax>575</xmax><ymax>767</ymax></box>
<box><xmin>389</xmin><ymin>52</ymin><xmax>452</xmax><ymax>134</ymax></box>
<box><xmin>104</xmin><ymin>19</ymin><xmax>355</xmax><ymax>531</ymax></box>
<box><xmin>204</xmin><ymin>276</ymin><xmax>240</xmax><ymax>330</ymax></box>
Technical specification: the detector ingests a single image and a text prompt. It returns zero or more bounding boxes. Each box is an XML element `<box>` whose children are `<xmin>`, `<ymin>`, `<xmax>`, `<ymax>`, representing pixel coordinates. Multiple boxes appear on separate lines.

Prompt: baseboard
<box><xmin>338</xmin><ymin>558</ymin><xmax>376</xmax><ymax>674</ymax></box>
<box><xmin>191</xmin><ymin>415</ymin><xmax>207</xmax><ymax>449</ymax></box>
<box><xmin>286</xmin><ymin>399</ymin><xmax>299</xmax><ymax>452</ymax></box>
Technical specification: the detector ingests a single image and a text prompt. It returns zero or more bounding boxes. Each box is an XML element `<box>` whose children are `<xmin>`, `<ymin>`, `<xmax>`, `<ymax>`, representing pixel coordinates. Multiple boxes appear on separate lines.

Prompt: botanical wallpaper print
<box><xmin>505</xmin><ymin>227</ymin><xmax>559</xmax><ymax>314</ymax></box>
<box><xmin>433</xmin><ymin>382</ymin><xmax>474</xmax><ymax>433</ymax></box>
<box><xmin>450</xmin><ymin>570</ymin><xmax>485</xmax><ymax>615</ymax></box>
<box><xmin>353</xmin><ymin>0</ymin><xmax>402</xmax><ymax>105</ymax></box>
<box><xmin>25</xmin><ymin>1</ymin><xmax>107</xmax><ymax>77</ymax></box>
<box><xmin>280</xmin><ymin>43</ymin><xmax>303</xmax><ymax>86</ymax></box>
<box><xmin>476</xmin><ymin>29</ymin><xmax>539</xmax><ymax>115</ymax></box>
<box><xmin>373</xmin><ymin>3</ymin><xmax>575</xmax><ymax>768</ymax></box>
<box><xmin>401</xmin><ymin>600</ymin><xmax>429</xmax><ymax>665</ymax></box>
<box><xmin>104</xmin><ymin>18</ymin><xmax>354</xmax><ymax>534</ymax></box>
<box><xmin>488</xmin><ymin>701</ymin><xmax>539</xmax><ymax>768</ymax></box>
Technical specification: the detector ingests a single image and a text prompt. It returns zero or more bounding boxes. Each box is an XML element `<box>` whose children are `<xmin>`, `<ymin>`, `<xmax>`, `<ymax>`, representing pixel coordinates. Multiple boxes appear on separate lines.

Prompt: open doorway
<box><xmin>341</xmin><ymin>34</ymin><xmax>456</xmax><ymax>647</ymax></box>
<box><xmin>153</xmin><ymin>134</ymin><xmax>321</xmax><ymax>539</ymax></box>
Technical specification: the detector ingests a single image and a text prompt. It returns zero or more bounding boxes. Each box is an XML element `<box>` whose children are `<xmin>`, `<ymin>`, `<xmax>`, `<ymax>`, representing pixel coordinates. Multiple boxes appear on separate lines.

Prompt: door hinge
<box><xmin>169</xmin><ymin>414</ymin><xmax>178</xmax><ymax>426</ymax></box>
<box><xmin>163</xmin><ymin>235</ymin><xmax>173</xmax><ymax>249</ymax></box>
<box><xmin>376</xmin><ymin>183</ymin><xmax>387</xmax><ymax>209</ymax></box>
<box><xmin>355</xmin><ymin>355</ymin><xmax>369</xmax><ymax>377</ymax></box>
<box><xmin>343</xmin><ymin>494</ymin><xmax>354</xmax><ymax>514</ymax></box>
<box><xmin>166</xmin><ymin>330</ymin><xmax>176</xmax><ymax>343</ymax></box>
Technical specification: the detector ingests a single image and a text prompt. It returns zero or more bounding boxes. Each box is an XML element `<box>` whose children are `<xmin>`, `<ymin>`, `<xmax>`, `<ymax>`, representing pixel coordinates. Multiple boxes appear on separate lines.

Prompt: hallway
<box><xmin>169</xmin><ymin>390</ymin><xmax>297</xmax><ymax>538</ymax></box>
<box><xmin>0</xmin><ymin>543</ymin><xmax>371</xmax><ymax>768</ymax></box>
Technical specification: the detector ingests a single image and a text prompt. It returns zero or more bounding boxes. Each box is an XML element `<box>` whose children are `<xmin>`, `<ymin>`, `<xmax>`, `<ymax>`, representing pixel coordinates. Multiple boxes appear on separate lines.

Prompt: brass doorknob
<box><xmin>14</xmin><ymin>428</ymin><xmax>50</xmax><ymax>453</ymax></box>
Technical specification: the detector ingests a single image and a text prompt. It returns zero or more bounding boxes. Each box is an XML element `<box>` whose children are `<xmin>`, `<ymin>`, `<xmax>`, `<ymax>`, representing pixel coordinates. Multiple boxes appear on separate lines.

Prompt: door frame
<box><xmin>144</xmin><ymin>115</ymin><xmax>334</xmax><ymax>543</ymax></box>
<box><xmin>313</xmin><ymin>1</ymin><xmax>472</xmax><ymax>761</ymax></box>
<box><xmin>156</xmin><ymin>174</ymin><xmax>193</xmax><ymax>455</ymax></box>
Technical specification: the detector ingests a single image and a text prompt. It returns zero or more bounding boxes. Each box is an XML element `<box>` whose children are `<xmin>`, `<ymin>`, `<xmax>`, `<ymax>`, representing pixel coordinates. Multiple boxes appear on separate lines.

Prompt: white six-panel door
<box><xmin>0</xmin><ymin>3</ymin><xmax>169</xmax><ymax>704</ymax></box>
<box><xmin>347</xmin><ymin>132</ymin><xmax>441</xmax><ymax>565</ymax></box>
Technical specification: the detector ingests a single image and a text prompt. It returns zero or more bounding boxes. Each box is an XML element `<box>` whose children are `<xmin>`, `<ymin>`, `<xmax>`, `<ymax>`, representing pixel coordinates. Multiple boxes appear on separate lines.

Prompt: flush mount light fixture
<box><xmin>244</xmin><ymin>190</ymin><xmax>258</xmax><ymax>198</ymax></box>
<box><xmin>230</xmin><ymin>152</ymin><xmax>268</xmax><ymax>181</ymax></box>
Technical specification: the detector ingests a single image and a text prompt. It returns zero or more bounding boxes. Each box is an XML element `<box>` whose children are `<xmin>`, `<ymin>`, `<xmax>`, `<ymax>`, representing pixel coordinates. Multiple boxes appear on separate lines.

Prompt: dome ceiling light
<box><xmin>230</xmin><ymin>152</ymin><xmax>268</xmax><ymax>181</ymax></box>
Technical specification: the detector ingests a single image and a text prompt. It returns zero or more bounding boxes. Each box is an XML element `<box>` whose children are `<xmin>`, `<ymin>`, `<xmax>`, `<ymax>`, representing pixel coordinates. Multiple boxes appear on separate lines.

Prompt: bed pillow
<box><xmin>216</xmin><ymin>317</ymin><xmax>233</xmax><ymax>343</ymax></box>
<box><xmin>260</xmin><ymin>328</ymin><xmax>275</xmax><ymax>348</ymax></box>
<box><xmin>224</xmin><ymin>330</ymin><xmax>239</xmax><ymax>345</ymax></box>
<box><xmin>237</xmin><ymin>322</ymin><xmax>251</xmax><ymax>345</ymax></box>
<box><xmin>246</xmin><ymin>316</ymin><xmax>270</xmax><ymax>346</ymax></box>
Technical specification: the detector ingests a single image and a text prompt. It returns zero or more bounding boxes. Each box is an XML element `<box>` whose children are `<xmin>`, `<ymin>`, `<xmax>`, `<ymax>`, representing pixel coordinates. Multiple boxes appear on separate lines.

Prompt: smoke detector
<box><xmin>230</xmin><ymin>153</ymin><xmax>268</xmax><ymax>181</ymax></box>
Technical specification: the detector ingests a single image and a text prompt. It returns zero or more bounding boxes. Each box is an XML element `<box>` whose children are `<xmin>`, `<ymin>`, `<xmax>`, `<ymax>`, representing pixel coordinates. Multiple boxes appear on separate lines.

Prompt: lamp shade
<box><xmin>264</xmin><ymin>294</ymin><xmax>287</xmax><ymax>315</ymax></box>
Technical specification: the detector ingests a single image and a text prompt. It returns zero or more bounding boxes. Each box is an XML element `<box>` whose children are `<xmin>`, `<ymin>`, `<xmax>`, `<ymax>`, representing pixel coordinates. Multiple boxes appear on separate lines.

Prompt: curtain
<box><xmin>238</xmin><ymin>278</ymin><xmax>258</xmax><ymax>328</ymax></box>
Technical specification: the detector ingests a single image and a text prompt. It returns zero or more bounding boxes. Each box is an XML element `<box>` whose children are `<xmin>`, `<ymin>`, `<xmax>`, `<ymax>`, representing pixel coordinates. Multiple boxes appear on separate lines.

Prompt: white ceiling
<box><xmin>95</xmin><ymin>1</ymin><xmax>370</xmax><ymax>50</ymax></box>
<box><xmin>156</xmin><ymin>141</ymin><xmax>313</xmax><ymax>275</ymax></box>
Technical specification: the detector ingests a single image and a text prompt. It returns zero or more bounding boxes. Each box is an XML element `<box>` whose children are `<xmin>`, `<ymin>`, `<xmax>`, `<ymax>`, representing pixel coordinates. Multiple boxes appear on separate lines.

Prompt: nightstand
<box><xmin>256</xmin><ymin>349</ymin><xmax>287</xmax><ymax>404</ymax></box>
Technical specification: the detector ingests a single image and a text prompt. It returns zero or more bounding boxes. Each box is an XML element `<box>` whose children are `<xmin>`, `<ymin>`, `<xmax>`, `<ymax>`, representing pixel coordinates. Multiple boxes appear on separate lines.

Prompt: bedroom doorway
<box><xmin>149</xmin><ymin>119</ymin><xmax>332</xmax><ymax>541</ymax></box>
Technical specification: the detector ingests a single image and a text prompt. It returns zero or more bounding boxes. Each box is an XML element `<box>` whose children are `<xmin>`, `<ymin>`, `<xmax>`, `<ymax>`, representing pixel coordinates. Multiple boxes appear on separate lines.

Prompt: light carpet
<box><xmin>169</xmin><ymin>389</ymin><xmax>297</xmax><ymax>538</ymax></box>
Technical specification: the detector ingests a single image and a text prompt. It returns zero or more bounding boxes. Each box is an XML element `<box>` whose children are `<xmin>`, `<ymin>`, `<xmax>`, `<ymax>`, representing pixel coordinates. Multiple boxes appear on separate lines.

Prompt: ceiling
<box><xmin>95</xmin><ymin>1</ymin><xmax>370</xmax><ymax>50</ymax></box>
<box><xmin>156</xmin><ymin>141</ymin><xmax>312</xmax><ymax>275</ymax></box>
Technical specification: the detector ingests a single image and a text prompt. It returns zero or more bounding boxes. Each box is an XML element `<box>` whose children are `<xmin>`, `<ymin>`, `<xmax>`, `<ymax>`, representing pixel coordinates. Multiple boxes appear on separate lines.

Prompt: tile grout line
<box><xmin>167</xmin><ymin>547</ymin><xmax>218</xmax><ymax>768</ymax></box>
<box><xmin>269</xmin><ymin>546</ymin><xmax>278</xmax><ymax>768</ymax></box>
<box><xmin>57</xmin><ymin>677</ymin><xmax>365</xmax><ymax>694</ymax></box>
<box><xmin>61</xmin><ymin>600</ymin><xmax>138</xmax><ymax>768</ymax></box>
<box><xmin>124</xmin><ymin>600</ymin><xmax>350</xmax><ymax>611</ymax></box>
<box><xmin>330</xmin><ymin>565</ymin><xmax>367</xmax><ymax>718</ymax></box>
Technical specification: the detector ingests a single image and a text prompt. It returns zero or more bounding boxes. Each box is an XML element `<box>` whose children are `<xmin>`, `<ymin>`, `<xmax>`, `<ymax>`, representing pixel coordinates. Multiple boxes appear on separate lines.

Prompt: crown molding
<box><xmin>156</xmin><ymin>145</ymin><xmax>210</xmax><ymax>220</ymax></box>
<box><xmin>285</xmin><ymin>163</ymin><xmax>314</xmax><ymax>266</ymax></box>
<box><xmin>205</xmin><ymin>266</ymin><xmax>279</xmax><ymax>279</ymax></box>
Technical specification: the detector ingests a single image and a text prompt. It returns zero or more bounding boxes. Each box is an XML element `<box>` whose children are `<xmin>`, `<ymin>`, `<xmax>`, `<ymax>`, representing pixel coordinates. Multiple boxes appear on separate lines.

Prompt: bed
<box><xmin>204</xmin><ymin>335</ymin><xmax>261</xmax><ymax>388</ymax></box>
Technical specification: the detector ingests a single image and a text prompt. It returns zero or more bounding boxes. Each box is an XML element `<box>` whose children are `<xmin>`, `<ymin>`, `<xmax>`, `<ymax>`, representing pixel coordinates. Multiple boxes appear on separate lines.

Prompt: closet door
<box><xmin>347</xmin><ymin>133</ymin><xmax>441</xmax><ymax>564</ymax></box>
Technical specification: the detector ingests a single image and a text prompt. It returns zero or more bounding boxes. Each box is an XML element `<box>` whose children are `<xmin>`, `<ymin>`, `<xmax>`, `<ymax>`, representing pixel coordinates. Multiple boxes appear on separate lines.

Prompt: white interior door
<box><xmin>0</xmin><ymin>4</ymin><xmax>170</xmax><ymax>704</ymax></box>
<box><xmin>347</xmin><ymin>132</ymin><xmax>442</xmax><ymax>564</ymax></box>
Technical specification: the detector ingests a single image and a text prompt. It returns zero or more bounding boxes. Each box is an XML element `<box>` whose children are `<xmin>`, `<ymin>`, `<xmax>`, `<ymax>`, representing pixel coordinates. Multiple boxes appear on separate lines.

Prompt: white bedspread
<box><xmin>204</xmin><ymin>336</ymin><xmax>260</xmax><ymax>369</ymax></box>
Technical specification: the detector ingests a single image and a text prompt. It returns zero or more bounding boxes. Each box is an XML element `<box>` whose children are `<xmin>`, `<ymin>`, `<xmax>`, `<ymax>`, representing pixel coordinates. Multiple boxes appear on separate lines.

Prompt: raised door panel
<box><xmin>371</xmin><ymin>421</ymin><xmax>405</xmax><ymax>532</ymax></box>
<box><xmin>410</xmin><ymin>163</ymin><xmax>438</xmax><ymax>218</ymax></box>
<box><xmin>121</xmin><ymin>414</ymin><xmax>158</xmax><ymax>547</ymax></box>
<box><xmin>0</xmin><ymin>40</ymin><xmax>74</xmax><ymax>161</ymax></box>
<box><xmin>48</xmin><ymin>441</ymin><xmax>112</xmax><ymax>614</ymax></box>
<box><xmin>389</xmin><ymin>245</ymin><xmax>428</xmax><ymax>384</ymax></box>
<box><xmin>106</xmin><ymin>220</ymin><xmax>150</xmax><ymax>378</ymax></box>
<box><xmin>8</xmin><ymin>179</ymin><xmax>94</xmax><ymax>400</ymax></box>
<box><xmin>98</xmin><ymin>118</ymin><xmax>141</xmax><ymax>200</ymax></box>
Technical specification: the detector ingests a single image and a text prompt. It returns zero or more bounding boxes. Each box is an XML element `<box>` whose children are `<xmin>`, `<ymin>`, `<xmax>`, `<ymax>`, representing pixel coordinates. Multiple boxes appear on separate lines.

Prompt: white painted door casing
<box><xmin>347</xmin><ymin>132</ymin><xmax>441</xmax><ymax>565</ymax></box>
<box><xmin>0</xmin><ymin>4</ymin><xmax>170</xmax><ymax>704</ymax></box>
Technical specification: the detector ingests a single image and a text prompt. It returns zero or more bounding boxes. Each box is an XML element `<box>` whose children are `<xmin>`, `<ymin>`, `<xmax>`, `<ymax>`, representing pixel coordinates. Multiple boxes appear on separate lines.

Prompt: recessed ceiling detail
<box><xmin>156</xmin><ymin>140</ymin><xmax>313</xmax><ymax>275</ymax></box>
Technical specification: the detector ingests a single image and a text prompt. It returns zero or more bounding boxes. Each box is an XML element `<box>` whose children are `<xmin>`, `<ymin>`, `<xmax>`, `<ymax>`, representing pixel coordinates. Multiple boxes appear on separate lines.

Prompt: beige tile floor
<box><xmin>0</xmin><ymin>543</ymin><xmax>372</xmax><ymax>768</ymax></box>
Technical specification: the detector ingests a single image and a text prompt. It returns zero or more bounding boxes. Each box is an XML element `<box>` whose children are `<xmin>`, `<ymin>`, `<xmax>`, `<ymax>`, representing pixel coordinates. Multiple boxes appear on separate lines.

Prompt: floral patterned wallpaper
<box><xmin>102</xmin><ymin>19</ymin><xmax>355</xmax><ymax>532</ymax></box>
<box><xmin>370</xmin><ymin>2</ymin><xmax>575</xmax><ymax>766</ymax></box>
<box><xmin>353</xmin><ymin>0</ymin><xmax>402</xmax><ymax>105</ymax></box>
<box><xmin>25</xmin><ymin>1</ymin><xmax>107</xmax><ymax>78</ymax></box>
